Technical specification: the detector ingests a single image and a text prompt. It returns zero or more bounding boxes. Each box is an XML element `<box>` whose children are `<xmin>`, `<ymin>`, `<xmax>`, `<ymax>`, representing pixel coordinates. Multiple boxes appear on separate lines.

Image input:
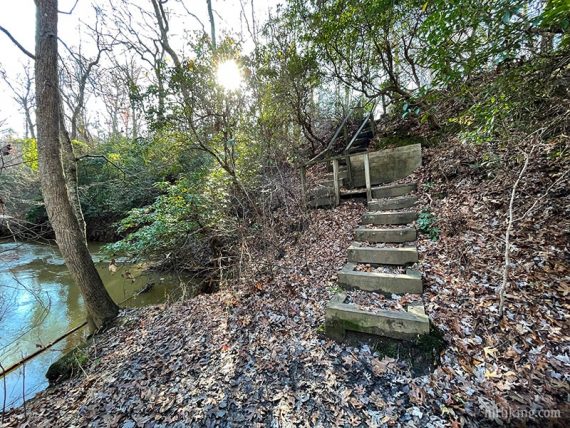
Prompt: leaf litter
<box><xmin>3</xmin><ymin>138</ymin><xmax>569</xmax><ymax>426</ymax></box>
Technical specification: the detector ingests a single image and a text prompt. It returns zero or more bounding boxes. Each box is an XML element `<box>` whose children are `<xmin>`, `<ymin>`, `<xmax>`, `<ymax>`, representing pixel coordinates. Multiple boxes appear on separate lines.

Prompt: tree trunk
<box><xmin>207</xmin><ymin>0</ymin><xmax>216</xmax><ymax>49</ymax></box>
<box><xmin>35</xmin><ymin>0</ymin><xmax>118</xmax><ymax>330</ymax></box>
<box><xmin>60</xmin><ymin>108</ymin><xmax>87</xmax><ymax>240</ymax></box>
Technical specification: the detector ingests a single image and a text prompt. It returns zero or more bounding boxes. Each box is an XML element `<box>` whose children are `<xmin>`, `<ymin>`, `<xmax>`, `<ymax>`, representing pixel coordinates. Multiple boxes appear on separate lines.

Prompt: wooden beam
<box><xmin>345</xmin><ymin>154</ymin><xmax>353</xmax><ymax>189</ymax></box>
<box><xmin>333</xmin><ymin>159</ymin><xmax>340</xmax><ymax>206</ymax></box>
<box><xmin>364</xmin><ymin>152</ymin><xmax>372</xmax><ymax>201</ymax></box>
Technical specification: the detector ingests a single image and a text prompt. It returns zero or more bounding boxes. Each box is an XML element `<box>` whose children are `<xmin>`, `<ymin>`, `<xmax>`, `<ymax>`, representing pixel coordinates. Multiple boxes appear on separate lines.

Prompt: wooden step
<box><xmin>347</xmin><ymin>245</ymin><xmax>418</xmax><ymax>265</ymax></box>
<box><xmin>362</xmin><ymin>211</ymin><xmax>418</xmax><ymax>225</ymax></box>
<box><xmin>368</xmin><ymin>195</ymin><xmax>417</xmax><ymax>211</ymax></box>
<box><xmin>355</xmin><ymin>226</ymin><xmax>417</xmax><ymax>243</ymax></box>
<box><xmin>325</xmin><ymin>300</ymin><xmax>429</xmax><ymax>341</ymax></box>
<box><xmin>341</xmin><ymin>183</ymin><xmax>417</xmax><ymax>198</ymax></box>
<box><xmin>338</xmin><ymin>263</ymin><xmax>422</xmax><ymax>294</ymax></box>
<box><xmin>372</xmin><ymin>182</ymin><xmax>416</xmax><ymax>198</ymax></box>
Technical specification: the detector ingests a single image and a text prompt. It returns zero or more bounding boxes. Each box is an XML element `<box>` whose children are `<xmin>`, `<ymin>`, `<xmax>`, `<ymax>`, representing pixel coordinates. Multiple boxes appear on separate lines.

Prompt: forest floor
<box><xmin>3</xmin><ymin>140</ymin><xmax>569</xmax><ymax>427</ymax></box>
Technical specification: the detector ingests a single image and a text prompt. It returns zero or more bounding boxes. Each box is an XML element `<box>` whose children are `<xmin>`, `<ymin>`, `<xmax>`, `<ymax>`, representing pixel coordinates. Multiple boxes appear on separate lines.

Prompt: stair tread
<box><xmin>366</xmin><ymin>210</ymin><xmax>417</xmax><ymax>214</ymax></box>
<box><xmin>341</xmin><ymin>269</ymin><xmax>419</xmax><ymax>279</ymax></box>
<box><xmin>328</xmin><ymin>300</ymin><xmax>425</xmax><ymax>317</ymax></box>
<box><xmin>349</xmin><ymin>244</ymin><xmax>418</xmax><ymax>251</ymax></box>
<box><xmin>357</xmin><ymin>225</ymin><xmax>415</xmax><ymax>230</ymax></box>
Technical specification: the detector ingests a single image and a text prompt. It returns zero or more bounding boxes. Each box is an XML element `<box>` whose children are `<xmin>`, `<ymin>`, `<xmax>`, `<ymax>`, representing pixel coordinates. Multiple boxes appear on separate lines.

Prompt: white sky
<box><xmin>0</xmin><ymin>0</ymin><xmax>281</xmax><ymax>136</ymax></box>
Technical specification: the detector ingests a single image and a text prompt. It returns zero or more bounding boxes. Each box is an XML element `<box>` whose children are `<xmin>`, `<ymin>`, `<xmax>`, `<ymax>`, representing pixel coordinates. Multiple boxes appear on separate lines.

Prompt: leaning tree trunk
<box><xmin>35</xmin><ymin>0</ymin><xmax>118</xmax><ymax>330</ymax></box>
<box><xmin>60</xmin><ymin>109</ymin><xmax>87</xmax><ymax>241</ymax></box>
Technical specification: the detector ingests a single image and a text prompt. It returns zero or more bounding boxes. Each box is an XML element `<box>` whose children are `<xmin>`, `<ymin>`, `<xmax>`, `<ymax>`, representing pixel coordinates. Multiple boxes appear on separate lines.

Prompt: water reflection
<box><xmin>0</xmin><ymin>241</ymin><xmax>196</xmax><ymax>410</ymax></box>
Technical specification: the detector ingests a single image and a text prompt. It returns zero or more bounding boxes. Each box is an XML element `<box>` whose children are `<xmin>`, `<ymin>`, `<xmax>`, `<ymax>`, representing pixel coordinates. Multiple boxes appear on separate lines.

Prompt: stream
<box><xmin>0</xmin><ymin>241</ymin><xmax>196</xmax><ymax>410</ymax></box>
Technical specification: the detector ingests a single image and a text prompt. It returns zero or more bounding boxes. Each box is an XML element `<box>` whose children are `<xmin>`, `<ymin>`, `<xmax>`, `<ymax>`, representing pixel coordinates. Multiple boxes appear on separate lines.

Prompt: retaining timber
<box><xmin>371</xmin><ymin>182</ymin><xmax>417</xmax><ymax>199</ymax></box>
<box><xmin>368</xmin><ymin>195</ymin><xmax>417</xmax><ymax>211</ymax></box>
<box><xmin>338</xmin><ymin>263</ymin><xmax>422</xmax><ymax>294</ymax></box>
<box><xmin>362</xmin><ymin>211</ymin><xmax>418</xmax><ymax>225</ymax></box>
<box><xmin>325</xmin><ymin>299</ymin><xmax>430</xmax><ymax>340</ymax></box>
<box><xmin>355</xmin><ymin>226</ymin><xmax>417</xmax><ymax>243</ymax></box>
<box><xmin>347</xmin><ymin>245</ymin><xmax>419</xmax><ymax>265</ymax></box>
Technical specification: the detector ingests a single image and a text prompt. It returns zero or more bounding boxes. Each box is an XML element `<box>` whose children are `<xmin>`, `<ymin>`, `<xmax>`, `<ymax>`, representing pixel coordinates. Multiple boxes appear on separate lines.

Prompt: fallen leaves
<box><xmin>417</xmin><ymin>138</ymin><xmax>570</xmax><ymax>422</ymax></box>
<box><xmin>3</xmin><ymin>138</ymin><xmax>568</xmax><ymax>426</ymax></box>
<box><xmin>2</xmin><ymin>201</ymin><xmax>448</xmax><ymax>426</ymax></box>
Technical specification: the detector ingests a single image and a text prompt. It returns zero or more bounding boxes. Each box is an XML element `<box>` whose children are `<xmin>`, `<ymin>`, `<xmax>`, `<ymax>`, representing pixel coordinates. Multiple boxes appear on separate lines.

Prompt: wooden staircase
<box><xmin>299</xmin><ymin>106</ymin><xmax>428</xmax><ymax>343</ymax></box>
<box><xmin>325</xmin><ymin>177</ymin><xmax>430</xmax><ymax>341</ymax></box>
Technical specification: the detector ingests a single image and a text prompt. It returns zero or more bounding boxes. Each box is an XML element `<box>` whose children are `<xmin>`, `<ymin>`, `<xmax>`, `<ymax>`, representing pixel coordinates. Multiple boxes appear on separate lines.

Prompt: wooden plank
<box><xmin>345</xmin><ymin>154</ymin><xmax>353</xmax><ymax>188</ymax></box>
<box><xmin>325</xmin><ymin>301</ymin><xmax>429</xmax><ymax>340</ymax></box>
<box><xmin>354</xmin><ymin>227</ymin><xmax>417</xmax><ymax>243</ymax></box>
<box><xmin>364</xmin><ymin>152</ymin><xmax>372</xmax><ymax>201</ymax></box>
<box><xmin>362</xmin><ymin>211</ymin><xmax>418</xmax><ymax>225</ymax></box>
<box><xmin>347</xmin><ymin>246</ymin><xmax>419</xmax><ymax>265</ymax></box>
<box><xmin>368</xmin><ymin>195</ymin><xmax>417</xmax><ymax>211</ymax></box>
<box><xmin>338</xmin><ymin>269</ymin><xmax>422</xmax><ymax>294</ymax></box>
<box><xmin>332</xmin><ymin>159</ymin><xmax>340</xmax><ymax>206</ymax></box>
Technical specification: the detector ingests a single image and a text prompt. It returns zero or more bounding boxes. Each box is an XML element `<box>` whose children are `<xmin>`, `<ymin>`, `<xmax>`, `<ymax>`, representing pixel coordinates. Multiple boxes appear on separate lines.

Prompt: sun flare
<box><xmin>216</xmin><ymin>60</ymin><xmax>243</xmax><ymax>91</ymax></box>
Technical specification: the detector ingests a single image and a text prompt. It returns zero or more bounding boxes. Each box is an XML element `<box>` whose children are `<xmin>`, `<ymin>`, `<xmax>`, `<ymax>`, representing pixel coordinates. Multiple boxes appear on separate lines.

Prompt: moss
<box><xmin>416</xmin><ymin>324</ymin><xmax>446</xmax><ymax>353</ymax></box>
<box><xmin>45</xmin><ymin>343</ymin><xmax>89</xmax><ymax>386</ymax></box>
<box><xmin>333</xmin><ymin>323</ymin><xmax>447</xmax><ymax>376</ymax></box>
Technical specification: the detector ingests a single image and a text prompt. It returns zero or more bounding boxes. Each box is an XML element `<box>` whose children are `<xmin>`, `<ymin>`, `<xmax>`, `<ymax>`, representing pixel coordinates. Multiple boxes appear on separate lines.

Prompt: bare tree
<box><xmin>35</xmin><ymin>0</ymin><xmax>118</xmax><ymax>330</ymax></box>
<box><xmin>107</xmin><ymin>0</ymin><xmax>168</xmax><ymax>122</ymax></box>
<box><xmin>59</xmin><ymin>10</ymin><xmax>110</xmax><ymax>142</ymax></box>
<box><xmin>0</xmin><ymin>63</ymin><xmax>36</xmax><ymax>139</ymax></box>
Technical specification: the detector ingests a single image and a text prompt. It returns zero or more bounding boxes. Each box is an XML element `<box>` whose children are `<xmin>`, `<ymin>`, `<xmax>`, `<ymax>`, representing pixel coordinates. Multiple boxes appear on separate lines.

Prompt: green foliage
<box><xmin>420</xmin><ymin>0</ymin><xmax>539</xmax><ymax>85</ymax></box>
<box><xmin>22</xmin><ymin>138</ymin><xmax>38</xmax><ymax>171</ymax></box>
<box><xmin>542</xmin><ymin>0</ymin><xmax>570</xmax><ymax>34</ymax></box>
<box><xmin>105</xmin><ymin>162</ymin><xmax>235</xmax><ymax>265</ymax></box>
<box><xmin>25</xmin><ymin>203</ymin><xmax>48</xmax><ymax>225</ymax></box>
<box><xmin>417</xmin><ymin>210</ymin><xmax>440</xmax><ymax>241</ymax></box>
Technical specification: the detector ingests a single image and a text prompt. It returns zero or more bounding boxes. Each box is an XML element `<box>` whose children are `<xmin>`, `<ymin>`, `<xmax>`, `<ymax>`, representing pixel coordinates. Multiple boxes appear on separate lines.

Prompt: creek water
<box><xmin>0</xmin><ymin>241</ymin><xmax>195</xmax><ymax>410</ymax></box>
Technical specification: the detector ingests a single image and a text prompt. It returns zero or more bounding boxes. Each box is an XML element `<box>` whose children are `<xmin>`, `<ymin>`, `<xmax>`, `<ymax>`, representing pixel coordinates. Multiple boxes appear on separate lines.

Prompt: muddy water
<box><xmin>0</xmin><ymin>241</ymin><xmax>197</xmax><ymax>410</ymax></box>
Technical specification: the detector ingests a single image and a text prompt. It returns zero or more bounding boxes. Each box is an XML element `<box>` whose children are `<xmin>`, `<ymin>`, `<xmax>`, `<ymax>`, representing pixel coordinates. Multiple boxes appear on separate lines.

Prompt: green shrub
<box><xmin>417</xmin><ymin>210</ymin><xmax>440</xmax><ymax>241</ymax></box>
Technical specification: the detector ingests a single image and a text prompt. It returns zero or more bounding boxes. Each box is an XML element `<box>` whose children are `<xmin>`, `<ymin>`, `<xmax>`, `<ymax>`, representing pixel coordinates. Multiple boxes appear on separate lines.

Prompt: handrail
<box><xmin>305</xmin><ymin>98</ymin><xmax>376</xmax><ymax>167</ymax></box>
<box><xmin>300</xmin><ymin>97</ymin><xmax>377</xmax><ymax>208</ymax></box>
<box><xmin>306</xmin><ymin>112</ymin><xmax>352</xmax><ymax>165</ymax></box>
<box><xmin>343</xmin><ymin>103</ymin><xmax>376</xmax><ymax>154</ymax></box>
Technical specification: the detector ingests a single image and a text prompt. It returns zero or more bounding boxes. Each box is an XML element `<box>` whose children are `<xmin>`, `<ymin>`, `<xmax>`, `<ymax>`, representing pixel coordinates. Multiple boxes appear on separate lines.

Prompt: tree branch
<box><xmin>498</xmin><ymin>145</ymin><xmax>534</xmax><ymax>318</ymax></box>
<box><xmin>76</xmin><ymin>154</ymin><xmax>127</xmax><ymax>177</ymax></box>
<box><xmin>58</xmin><ymin>0</ymin><xmax>80</xmax><ymax>15</ymax></box>
<box><xmin>0</xmin><ymin>25</ymin><xmax>36</xmax><ymax>60</ymax></box>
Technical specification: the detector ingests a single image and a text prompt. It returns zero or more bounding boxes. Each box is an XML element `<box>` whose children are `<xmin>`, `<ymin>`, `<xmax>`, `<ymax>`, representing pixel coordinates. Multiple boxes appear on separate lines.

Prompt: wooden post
<box><xmin>364</xmin><ymin>153</ymin><xmax>372</xmax><ymax>202</ymax></box>
<box><xmin>345</xmin><ymin>154</ymin><xmax>353</xmax><ymax>189</ymax></box>
<box><xmin>333</xmin><ymin>159</ymin><xmax>340</xmax><ymax>206</ymax></box>
<box><xmin>300</xmin><ymin>166</ymin><xmax>307</xmax><ymax>209</ymax></box>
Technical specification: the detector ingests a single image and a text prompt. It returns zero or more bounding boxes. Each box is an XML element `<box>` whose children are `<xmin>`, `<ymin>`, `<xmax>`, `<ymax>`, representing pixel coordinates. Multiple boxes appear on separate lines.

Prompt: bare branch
<box><xmin>76</xmin><ymin>154</ymin><xmax>127</xmax><ymax>177</ymax></box>
<box><xmin>58</xmin><ymin>0</ymin><xmax>80</xmax><ymax>15</ymax></box>
<box><xmin>498</xmin><ymin>144</ymin><xmax>535</xmax><ymax>318</ymax></box>
<box><xmin>0</xmin><ymin>25</ymin><xmax>36</xmax><ymax>60</ymax></box>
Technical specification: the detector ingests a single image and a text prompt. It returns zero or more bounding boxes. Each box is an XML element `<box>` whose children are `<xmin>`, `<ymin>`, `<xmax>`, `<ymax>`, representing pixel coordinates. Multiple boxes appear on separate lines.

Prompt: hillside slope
<box><xmin>4</xmin><ymin>138</ymin><xmax>568</xmax><ymax>427</ymax></box>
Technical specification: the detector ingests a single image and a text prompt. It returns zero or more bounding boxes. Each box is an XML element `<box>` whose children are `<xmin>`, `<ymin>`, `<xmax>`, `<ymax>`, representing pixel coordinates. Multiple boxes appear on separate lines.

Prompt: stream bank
<box><xmin>0</xmin><ymin>241</ymin><xmax>201</xmax><ymax>409</ymax></box>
